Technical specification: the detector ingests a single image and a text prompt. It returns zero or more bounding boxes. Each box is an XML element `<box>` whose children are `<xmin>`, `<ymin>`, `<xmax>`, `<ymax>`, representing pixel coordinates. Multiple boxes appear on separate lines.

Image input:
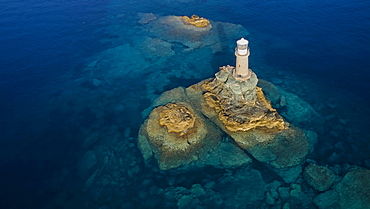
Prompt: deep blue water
<box><xmin>0</xmin><ymin>0</ymin><xmax>370</xmax><ymax>208</ymax></box>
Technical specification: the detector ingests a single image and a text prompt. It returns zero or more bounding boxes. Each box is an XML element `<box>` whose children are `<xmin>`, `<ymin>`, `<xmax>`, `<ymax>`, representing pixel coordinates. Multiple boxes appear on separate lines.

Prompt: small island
<box><xmin>138</xmin><ymin>38</ymin><xmax>311</xmax><ymax>172</ymax></box>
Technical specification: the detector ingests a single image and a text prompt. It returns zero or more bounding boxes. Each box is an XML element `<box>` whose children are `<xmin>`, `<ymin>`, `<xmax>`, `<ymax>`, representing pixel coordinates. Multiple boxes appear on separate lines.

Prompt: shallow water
<box><xmin>0</xmin><ymin>0</ymin><xmax>369</xmax><ymax>208</ymax></box>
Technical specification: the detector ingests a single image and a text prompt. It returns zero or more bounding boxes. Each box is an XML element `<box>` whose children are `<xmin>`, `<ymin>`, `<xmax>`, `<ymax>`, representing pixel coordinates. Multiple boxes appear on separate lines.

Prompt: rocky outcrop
<box><xmin>138</xmin><ymin>66</ymin><xmax>312</xmax><ymax>171</ymax></box>
<box><xmin>202</xmin><ymin>66</ymin><xmax>286</xmax><ymax>134</ymax></box>
<box><xmin>189</xmin><ymin>67</ymin><xmax>287</xmax><ymax>149</ymax></box>
<box><xmin>139</xmin><ymin>100</ymin><xmax>222</xmax><ymax>171</ymax></box>
<box><xmin>182</xmin><ymin>15</ymin><xmax>211</xmax><ymax>27</ymax></box>
<box><xmin>196</xmin><ymin>66</ymin><xmax>310</xmax><ymax>169</ymax></box>
<box><xmin>138</xmin><ymin>87</ymin><xmax>253</xmax><ymax>172</ymax></box>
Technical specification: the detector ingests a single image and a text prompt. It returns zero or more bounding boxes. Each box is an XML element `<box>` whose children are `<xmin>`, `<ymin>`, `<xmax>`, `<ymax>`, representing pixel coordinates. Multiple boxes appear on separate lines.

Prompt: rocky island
<box><xmin>138</xmin><ymin>38</ymin><xmax>312</xmax><ymax>172</ymax></box>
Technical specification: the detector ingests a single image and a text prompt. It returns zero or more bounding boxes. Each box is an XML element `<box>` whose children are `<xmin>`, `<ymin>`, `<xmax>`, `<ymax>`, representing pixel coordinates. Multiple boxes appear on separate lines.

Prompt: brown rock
<box><xmin>185</xmin><ymin>66</ymin><xmax>309</xmax><ymax>168</ymax></box>
<box><xmin>181</xmin><ymin>15</ymin><xmax>211</xmax><ymax>27</ymax></box>
<box><xmin>159</xmin><ymin>103</ymin><xmax>196</xmax><ymax>136</ymax></box>
<box><xmin>201</xmin><ymin>66</ymin><xmax>287</xmax><ymax>144</ymax></box>
<box><xmin>141</xmin><ymin>101</ymin><xmax>219</xmax><ymax>170</ymax></box>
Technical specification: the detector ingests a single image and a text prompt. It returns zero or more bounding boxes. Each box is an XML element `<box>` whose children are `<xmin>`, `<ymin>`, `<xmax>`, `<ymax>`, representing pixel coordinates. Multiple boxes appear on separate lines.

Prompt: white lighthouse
<box><xmin>234</xmin><ymin>38</ymin><xmax>251</xmax><ymax>81</ymax></box>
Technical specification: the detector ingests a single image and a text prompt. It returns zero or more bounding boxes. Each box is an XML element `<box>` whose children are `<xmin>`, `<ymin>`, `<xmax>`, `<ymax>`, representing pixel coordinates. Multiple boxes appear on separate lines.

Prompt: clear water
<box><xmin>0</xmin><ymin>0</ymin><xmax>369</xmax><ymax>208</ymax></box>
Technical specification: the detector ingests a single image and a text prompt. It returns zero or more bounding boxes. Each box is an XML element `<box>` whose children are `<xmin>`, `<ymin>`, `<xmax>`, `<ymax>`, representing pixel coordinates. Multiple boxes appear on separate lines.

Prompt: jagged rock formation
<box><xmin>182</xmin><ymin>15</ymin><xmax>211</xmax><ymax>27</ymax></box>
<box><xmin>138</xmin><ymin>66</ymin><xmax>312</xmax><ymax>171</ymax></box>
<box><xmin>196</xmin><ymin>66</ymin><xmax>309</xmax><ymax>168</ymax></box>
<box><xmin>202</xmin><ymin>65</ymin><xmax>287</xmax><ymax>135</ymax></box>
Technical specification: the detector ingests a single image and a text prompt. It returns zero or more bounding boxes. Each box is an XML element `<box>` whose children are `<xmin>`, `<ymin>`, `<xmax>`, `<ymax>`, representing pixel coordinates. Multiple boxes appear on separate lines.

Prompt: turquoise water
<box><xmin>0</xmin><ymin>0</ymin><xmax>370</xmax><ymax>208</ymax></box>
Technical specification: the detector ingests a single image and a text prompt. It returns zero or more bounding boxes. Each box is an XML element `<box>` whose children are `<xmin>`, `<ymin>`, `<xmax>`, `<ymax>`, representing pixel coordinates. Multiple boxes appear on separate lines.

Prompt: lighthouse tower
<box><xmin>234</xmin><ymin>38</ymin><xmax>251</xmax><ymax>81</ymax></box>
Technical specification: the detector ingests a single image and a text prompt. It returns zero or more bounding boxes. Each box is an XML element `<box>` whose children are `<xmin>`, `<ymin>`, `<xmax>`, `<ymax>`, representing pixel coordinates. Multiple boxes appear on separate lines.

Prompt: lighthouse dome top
<box><xmin>237</xmin><ymin>38</ymin><xmax>249</xmax><ymax>46</ymax></box>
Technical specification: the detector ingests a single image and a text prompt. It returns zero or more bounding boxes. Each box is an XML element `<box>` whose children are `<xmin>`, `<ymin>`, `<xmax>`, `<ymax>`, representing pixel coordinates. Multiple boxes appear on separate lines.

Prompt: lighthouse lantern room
<box><xmin>234</xmin><ymin>38</ymin><xmax>251</xmax><ymax>81</ymax></box>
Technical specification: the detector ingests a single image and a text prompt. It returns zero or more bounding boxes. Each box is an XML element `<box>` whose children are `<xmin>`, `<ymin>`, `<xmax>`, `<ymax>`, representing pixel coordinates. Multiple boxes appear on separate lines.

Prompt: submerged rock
<box><xmin>137</xmin><ymin>13</ymin><xmax>157</xmax><ymax>24</ymax></box>
<box><xmin>303</xmin><ymin>163</ymin><xmax>335</xmax><ymax>191</ymax></box>
<box><xmin>136</xmin><ymin>36</ymin><xmax>175</xmax><ymax>59</ymax></box>
<box><xmin>313</xmin><ymin>190</ymin><xmax>340</xmax><ymax>209</ymax></box>
<box><xmin>280</xmin><ymin>90</ymin><xmax>324</xmax><ymax>131</ymax></box>
<box><xmin>78</xmin><ymin>150</ymin><xmax>98</xmax><ymax>178</ymax></box>
<box><xmin>258</xmin><ymin>79</ymin><xmax>281</xmax><ymax>105</ymax></box>
<box><xmin>216</xmin><ymin>168</ymin><xmax>268</xmax><ymax>208</ymax></box>
<box><xmin>273</xmin><ymin>165</ymin><xmax>303</xmax><ymax>183</ymax></box>
<box><xmin>92</xmin><ymin>78</ymin><xmax>102</xmax><ymax>87</ymax></box>
<box><xmin>258</xmin><ymin>79</ymin><xmax>324</xmax><ymax>132</ymax></box>
<box><xmin>335</xmin><ymin>169</ymin><xmax>370</xmax><ymax>209</ymax></box>
<box><xmin>241</xmin><ymin>126</ymin><xmax>309</xmax><ymax>169</ymax></box>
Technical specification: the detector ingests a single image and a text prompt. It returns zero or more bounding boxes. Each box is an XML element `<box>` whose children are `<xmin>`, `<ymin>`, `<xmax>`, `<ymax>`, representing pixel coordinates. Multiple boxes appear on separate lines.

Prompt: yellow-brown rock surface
<box><xmin>139</xmin><ymin>100</ymin><xmax>222</xmax><ymax>171</ymax></box>
<box><xmin>159</xmin><ymin>103</ymin><xmax>196</xmax><ymax>136</ymax></box>
<box><xmin>200</xmin><ymin>66</ymin><xmax>288</xmax><ymax>146</ymax></box>
<box><xmin>204</xmin><ymin>86</ymin><xmax>286</xmax><ymax>133</ymax></box>
<box><xmin>182</xmin><ymin>15</ymin><xmax>211</xmax><ymax>27</ymax></box>
<box><xmin>184</xmin><ymin>66</ymin><xmax>310</xmax><ymax>168</ymax></box>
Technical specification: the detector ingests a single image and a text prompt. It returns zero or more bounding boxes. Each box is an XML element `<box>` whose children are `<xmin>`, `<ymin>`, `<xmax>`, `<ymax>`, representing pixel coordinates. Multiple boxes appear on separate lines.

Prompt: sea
<box><xmin>0</xmin><ymin>0</ymin><xmax>369</xmax><ymax>208</ymax></box>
